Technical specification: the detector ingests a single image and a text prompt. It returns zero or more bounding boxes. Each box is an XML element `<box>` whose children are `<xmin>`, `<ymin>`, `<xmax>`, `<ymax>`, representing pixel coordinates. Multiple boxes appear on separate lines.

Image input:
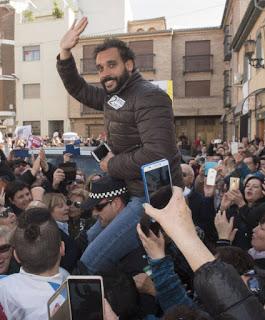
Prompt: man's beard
<box><xmin>101</xmin><ymin>68</ymin><xmax>130</xmax><ymax>94</ymax></box>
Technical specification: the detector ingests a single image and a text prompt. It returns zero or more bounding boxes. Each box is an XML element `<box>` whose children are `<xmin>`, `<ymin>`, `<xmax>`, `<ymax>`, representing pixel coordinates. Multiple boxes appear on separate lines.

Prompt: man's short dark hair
<box><xmin>94</xmin><ymin>38</ymin><xmax>135</xmax><ymax>69</ymax></box>
<box><xmin>215</xmin><ymin>246</ymin><xmax>255</xmax><ymax>275</ymax></box>
<box><xmin>13</xmin><ymin>207</ymin><xmax>61</xmax><ymax>274</ymax></box>
<box><xmin>5</xmin><ymin>180</ymin><xmax>30</xmax><ymax>201</ymax></box>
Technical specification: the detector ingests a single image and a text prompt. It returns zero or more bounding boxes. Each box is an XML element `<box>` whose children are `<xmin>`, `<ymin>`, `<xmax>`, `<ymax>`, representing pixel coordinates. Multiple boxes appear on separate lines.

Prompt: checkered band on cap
<box><xmin>89</xmin><ymin>187</ymin><xmax>127</xmax><ymax>199</ymax></box>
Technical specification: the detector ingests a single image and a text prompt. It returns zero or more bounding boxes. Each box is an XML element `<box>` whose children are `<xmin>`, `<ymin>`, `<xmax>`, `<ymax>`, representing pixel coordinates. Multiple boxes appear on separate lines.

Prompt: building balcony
<box><xmin>183</xmin><ymin>55</ymin><xmax>213</xmax><ymax>74</ymax></box>
<box><xmin>224</xmin><ymin>35</ymin><xmax>232</xmax><ymax>61</ymax></box>
<box><xmin>223</xmin><ymin>86</ymin><xmax>232</xmax><ymax>108</ymax></box>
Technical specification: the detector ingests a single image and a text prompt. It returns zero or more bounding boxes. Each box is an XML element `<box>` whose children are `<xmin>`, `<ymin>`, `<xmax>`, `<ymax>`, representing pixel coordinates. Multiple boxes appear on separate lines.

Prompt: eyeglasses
<box><xmin>0</xmin><ymin>207</ymin><xmax>13</xmax><ymax>218</ymax></box>
<box><xmin>66</xmin><ymin>200</ymin><xmax>82</xmax><ymax>208</ymax></box>
<box><xmin>0</xmin><ymin>244</ymin><xmax>12</xmax><ymax>254</ymax></box>
<box><xmin>94</xmin><ymin>199</ymin><xmax>114</xmax><ymax>212</ymax></box>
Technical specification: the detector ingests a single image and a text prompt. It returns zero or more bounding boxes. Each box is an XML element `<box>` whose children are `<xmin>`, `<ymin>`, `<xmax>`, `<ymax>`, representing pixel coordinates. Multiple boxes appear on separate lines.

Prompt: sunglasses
<box><xmin>0</xmin><ymin>207</ymin><xmax>13</xmax><ymax>218</ymax></box>
<box><xmin>0</xmin><ymin>244</ymin><xmax>12</xmax><ymax>253</ymax></box>
<box><xmin>94</xmin><ymin>199</ymin><xmax>114</xmax><ymax>212</ymax></box>
<box><xmin>66</xmin><ymin>200</ymin><xmax>82</xmax><ymax>208</ymax></box>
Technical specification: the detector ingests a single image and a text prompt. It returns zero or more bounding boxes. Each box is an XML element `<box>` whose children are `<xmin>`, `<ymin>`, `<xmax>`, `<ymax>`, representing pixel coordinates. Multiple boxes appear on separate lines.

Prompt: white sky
<box><xmin>130</xmin><ymin>0</ymin><xmax>227</xmax><ymax>29</ymax></box>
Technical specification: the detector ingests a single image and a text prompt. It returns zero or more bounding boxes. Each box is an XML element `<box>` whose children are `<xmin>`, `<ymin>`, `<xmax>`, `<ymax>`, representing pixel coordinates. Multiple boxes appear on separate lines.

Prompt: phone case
<box><xmin>230</xmin><ymin>177</ymin><xmax>240</xmax><ymax>191</ymax></box>
<box><xmin>206</xmin><ymin>168</ymin><xmax>217</xmax><ymax>186</ymax></box>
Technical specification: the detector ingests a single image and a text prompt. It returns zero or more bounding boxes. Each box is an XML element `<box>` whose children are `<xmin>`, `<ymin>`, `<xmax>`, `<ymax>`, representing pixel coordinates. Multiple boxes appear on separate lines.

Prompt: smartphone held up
<box><xmin>91</xmin><ymin>143</ymin><xmax>111</xmax><ymax>162</ymax></box>
<box><xmin>48</xmin><ymin>276</ymin><xmax>105</xmax><ymax>320</ymax></box>
<box><xmin>140</xmin><ymin>159</ymin><xmax>173</xmax><ymax>236</ymax></box>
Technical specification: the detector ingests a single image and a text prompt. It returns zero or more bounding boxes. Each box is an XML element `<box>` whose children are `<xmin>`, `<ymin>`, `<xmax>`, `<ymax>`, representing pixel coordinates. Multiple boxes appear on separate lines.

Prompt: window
<box><xmin>256</xmin><ymin>32</ymin><xmax>264</xmax><ymax>61</ymax></box>
<box><xmin>185</xmin><ymin>80</ymin><xmax>210</xmax><ymax>97</ymax></box>
<box><xmin>81</xmin><ymin>45</ymin><xmax>97</xmax><ymax>74</ymax></box>
<box><xmin>129</xmin><ymin>40</ymin><xmax>154</xmax><ymax>71</ymax></box>
<box><xmin>184</xmin><ymin>40</ymin><xmax>212</xmax><ymax>73</ymax></box>
<box><xmin>23</xmin><ymin>84</ymin><xmax>40</xmax><ymax>99</ymax></box>
<box><xmin>23</xmin><ymin>121</ymin><xmax>41</xmax><ymax>135</ymax></box>
<box><xmin>243</xmin><ymin>55</ymin><xmax>250</xmax><ymax>83</ymax></box>
<box><xmin>23</xmin><ymin>45</ymin><xmax>40</xmax><ymax>61</ymax></box>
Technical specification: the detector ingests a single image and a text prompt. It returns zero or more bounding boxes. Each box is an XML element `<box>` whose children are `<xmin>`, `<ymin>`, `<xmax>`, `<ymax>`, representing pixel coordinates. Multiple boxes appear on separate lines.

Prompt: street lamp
<box><xmin>244</xmin><ymin>39</ymin><xmax>265</xmax><ymax>68</ymax></box>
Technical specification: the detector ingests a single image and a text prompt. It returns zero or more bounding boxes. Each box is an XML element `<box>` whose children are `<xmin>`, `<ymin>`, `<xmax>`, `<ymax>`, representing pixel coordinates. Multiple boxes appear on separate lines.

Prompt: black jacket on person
<box><xmin>194</xmin><ymin>260</ymin><xmax>265</xmax><ymax>320</ymax></box>
<box><xmin>187</xmin><ymin>190</ymin><xmax>217</xmax><ymax>242</ymax></box>
<box><xmin>57</xmin><ymin>55</ymin><xmax>183</xmax><ymax>196</ymax></box>
<box><xmin>59</xmin><ymin>229</ymin><xmax>81</xmax><ymax>273</ymax></box>
<box><xmin>227</xmin><ymin>198</ymin><xmax>265</xmax><ymax>250</ymax></box>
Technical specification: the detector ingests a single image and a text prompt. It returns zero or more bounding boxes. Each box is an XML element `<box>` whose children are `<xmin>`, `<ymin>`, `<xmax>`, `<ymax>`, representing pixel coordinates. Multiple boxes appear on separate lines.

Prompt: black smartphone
<box><xmin>91</xmin><ymin>143</ymin><xmax>111</xmax><ymax>162</ymax></box>
<box><xmin>67</xmin><ymin>276</ymin><xmax>104</xmax><ymax>320</ymax></box>
<box><xmin>140</xmin><ymin>159</ymin><xmax>172</xmax><ymax>236</ymax></box>
<box><xmin>58</xmin><ymin>162</ymin><xmax>77</xmax><ymax>183</ymax></box>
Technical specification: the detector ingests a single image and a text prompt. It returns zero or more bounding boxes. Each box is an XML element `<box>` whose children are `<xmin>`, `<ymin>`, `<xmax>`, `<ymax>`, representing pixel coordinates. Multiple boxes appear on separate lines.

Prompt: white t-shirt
<box><xmin>0</xmin><ymin>267</ymin><xmax>69</xmax><ymax>320</ymax></box>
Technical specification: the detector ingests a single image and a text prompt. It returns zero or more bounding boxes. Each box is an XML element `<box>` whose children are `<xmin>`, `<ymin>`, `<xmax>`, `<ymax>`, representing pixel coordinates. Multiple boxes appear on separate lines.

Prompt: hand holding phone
<box><xmin>140</xmin><ymin>159</ymin><xmax>172</xmax><ymax>236</ymax></box>
<box><xmin>206</xmin><ymin>168</ymin><xmax>217</xmax><ymax>186</ymax></box>
<box><xmin>229</xmin><ymin>177</ymin><xmax>240</xmax><ymax>191</ymax></box>
<box><xmin>58</xmin><ymin>162</ymin><xmax>77</xmax><ymax>183</ymax></box>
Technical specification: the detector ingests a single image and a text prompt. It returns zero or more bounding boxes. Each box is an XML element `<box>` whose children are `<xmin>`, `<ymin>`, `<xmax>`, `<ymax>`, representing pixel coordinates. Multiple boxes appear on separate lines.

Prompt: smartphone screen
<box><xmin>142</xmin><ymin>159</ymin><xmax>172</xmax><ymax>209</ymax></box>
<box><xmin>92</xmin><ymin>143</ymin><xmax>110</xmax><ymax>162</ymax></box>
<box><xmin>68</xmin><ymin>278</ymin><xmax>104</xmax><ymax>320</ymax></box>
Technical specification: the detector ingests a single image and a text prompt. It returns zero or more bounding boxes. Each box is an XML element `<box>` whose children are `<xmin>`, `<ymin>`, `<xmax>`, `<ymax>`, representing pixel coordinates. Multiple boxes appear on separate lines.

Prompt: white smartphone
<box><xmin>231</xmin><ymin>142</ymin><xmax>239</xmax><ymax>155</ymax></box>
<box><xmin>140</xmin><ymin>159</ymin><xmax>172</xmax><ymax>236</ymax></box>
<box><xmin>141</xmin><ymin>159</ymin><xmax>173</xmax><ymax>208</ymax></box>
<box><xmin>91</xmin><ymin>143</ymin><xmax>111</xmax><ymax>162</ymax></box>
<box><xmin>67</xmin><ymin>276</ymin><xmax>105</xmax><ymax>320</ymax></box>
<box><xmin>206</xmin><ymin>168</ymin><xmax>217</xmax><ymax>186</ymax></box>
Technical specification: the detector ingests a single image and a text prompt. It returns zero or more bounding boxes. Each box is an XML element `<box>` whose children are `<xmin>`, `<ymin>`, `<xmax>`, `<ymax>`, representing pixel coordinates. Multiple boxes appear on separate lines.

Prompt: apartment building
<box><xmin>0</xmin><ymin>1</ymin><xmax>15</xmax><ymax>134</ymax></box>
<box><xmin>14</xmin><ymin>0</ymin><xmax>76</xmax><ymax>136</ymax></box>
<box><xmin>172</xmin><ymin>27</ymin><xmax>224</xmax><ymax>144</ymax></box>
<box><xmin>222</xmin><ymin>0</ymin><xmax>265</xmax><ymax>141</ymax></box>
<box><xmin>69</xmin><ymin>17</ymin><xmax>173</xmax><ymax>137</ymax></box>
<box><xmin>68</xmin><ymin>17</ymin><xmax>225</xmax><ymax>145</ymax></box>
<box><xmin>14</xmin><ymin>0</ymin><xmax>132</xmax><ymax>137</ymax></box>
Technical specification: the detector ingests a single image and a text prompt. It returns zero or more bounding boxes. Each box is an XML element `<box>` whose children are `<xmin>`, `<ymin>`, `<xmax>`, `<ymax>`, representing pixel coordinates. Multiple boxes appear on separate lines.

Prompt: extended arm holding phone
<box><xmin>142</xmin><ymin>187</ymin><xmax>265</xmax><ymax>319</ymax></box>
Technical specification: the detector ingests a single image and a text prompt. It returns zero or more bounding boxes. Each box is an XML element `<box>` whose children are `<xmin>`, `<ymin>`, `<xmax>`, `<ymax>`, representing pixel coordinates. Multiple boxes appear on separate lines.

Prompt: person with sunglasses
<box><xmin>67</xmin><ymin>188</ymin><xmax>90</xmax><ymax>239</ymax></box>
<box><xmin>0</xmin><ymin>206</ymin><xmax>17</xmax><ymax>230</ymax></box>
<box><xmin>80</xmin><ymin>176</ymin><xmax>130</xmax><ymax>265</ymax></box>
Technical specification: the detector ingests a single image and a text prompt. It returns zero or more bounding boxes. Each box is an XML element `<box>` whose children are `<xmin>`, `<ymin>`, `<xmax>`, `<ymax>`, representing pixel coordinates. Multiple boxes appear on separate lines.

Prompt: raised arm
<box><xmin>60</xmin><ymin>17</ymin><xmax>88</xmax><ymax>60</ymax></box>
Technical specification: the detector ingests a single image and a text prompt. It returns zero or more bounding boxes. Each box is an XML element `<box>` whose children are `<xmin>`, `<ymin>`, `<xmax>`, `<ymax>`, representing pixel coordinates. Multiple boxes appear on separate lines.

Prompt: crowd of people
<box><xmin>1</xmin><ymin>16</ymin><xmax>265</xmax><ymax>320</ymax></box>
<box><xmin>0</xmin><ymin>135</ymin><xmax>265</xmax><ymax>319</ymax></box>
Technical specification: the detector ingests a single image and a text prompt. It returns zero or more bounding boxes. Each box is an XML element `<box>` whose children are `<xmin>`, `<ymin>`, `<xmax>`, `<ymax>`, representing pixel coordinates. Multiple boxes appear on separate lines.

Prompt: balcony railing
<box><xmin>183</xmin><ymin>55</ymin><xmax>213</xmax><ymax>73</ymax></box>
<box><xmin>223</xmin><ymin>86</ymin><xmax>232</xmax><ymax>108</ymax></box>
<box><xmin>224</xmin><ymin>35</ymin><xmax>232</xmax><ymax>61</ymax></box>
<box><xmin>80</xmin><ymin>58</ymin><xmax>97</xmax><ymax>75</ymax></box>
<box><xmin>135</xmin><ymin>54</ymin><xmax>155</xmax><ymax>72</ymax></box>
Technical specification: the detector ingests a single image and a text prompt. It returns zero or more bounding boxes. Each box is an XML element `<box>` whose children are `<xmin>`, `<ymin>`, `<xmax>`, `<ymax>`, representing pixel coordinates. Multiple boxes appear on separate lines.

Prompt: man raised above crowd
<box><xmin>57</xmin><ymin>17</ymin><xmax>183</xmax><ymax>273</ymax></box>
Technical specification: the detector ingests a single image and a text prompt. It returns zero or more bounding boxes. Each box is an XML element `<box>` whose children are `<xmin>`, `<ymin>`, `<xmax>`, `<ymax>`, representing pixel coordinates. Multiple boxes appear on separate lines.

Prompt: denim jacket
<box><xmin>143</xmin><ymin>255</ymin><xmax>194</xmax><ymax>319</ymax></box>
